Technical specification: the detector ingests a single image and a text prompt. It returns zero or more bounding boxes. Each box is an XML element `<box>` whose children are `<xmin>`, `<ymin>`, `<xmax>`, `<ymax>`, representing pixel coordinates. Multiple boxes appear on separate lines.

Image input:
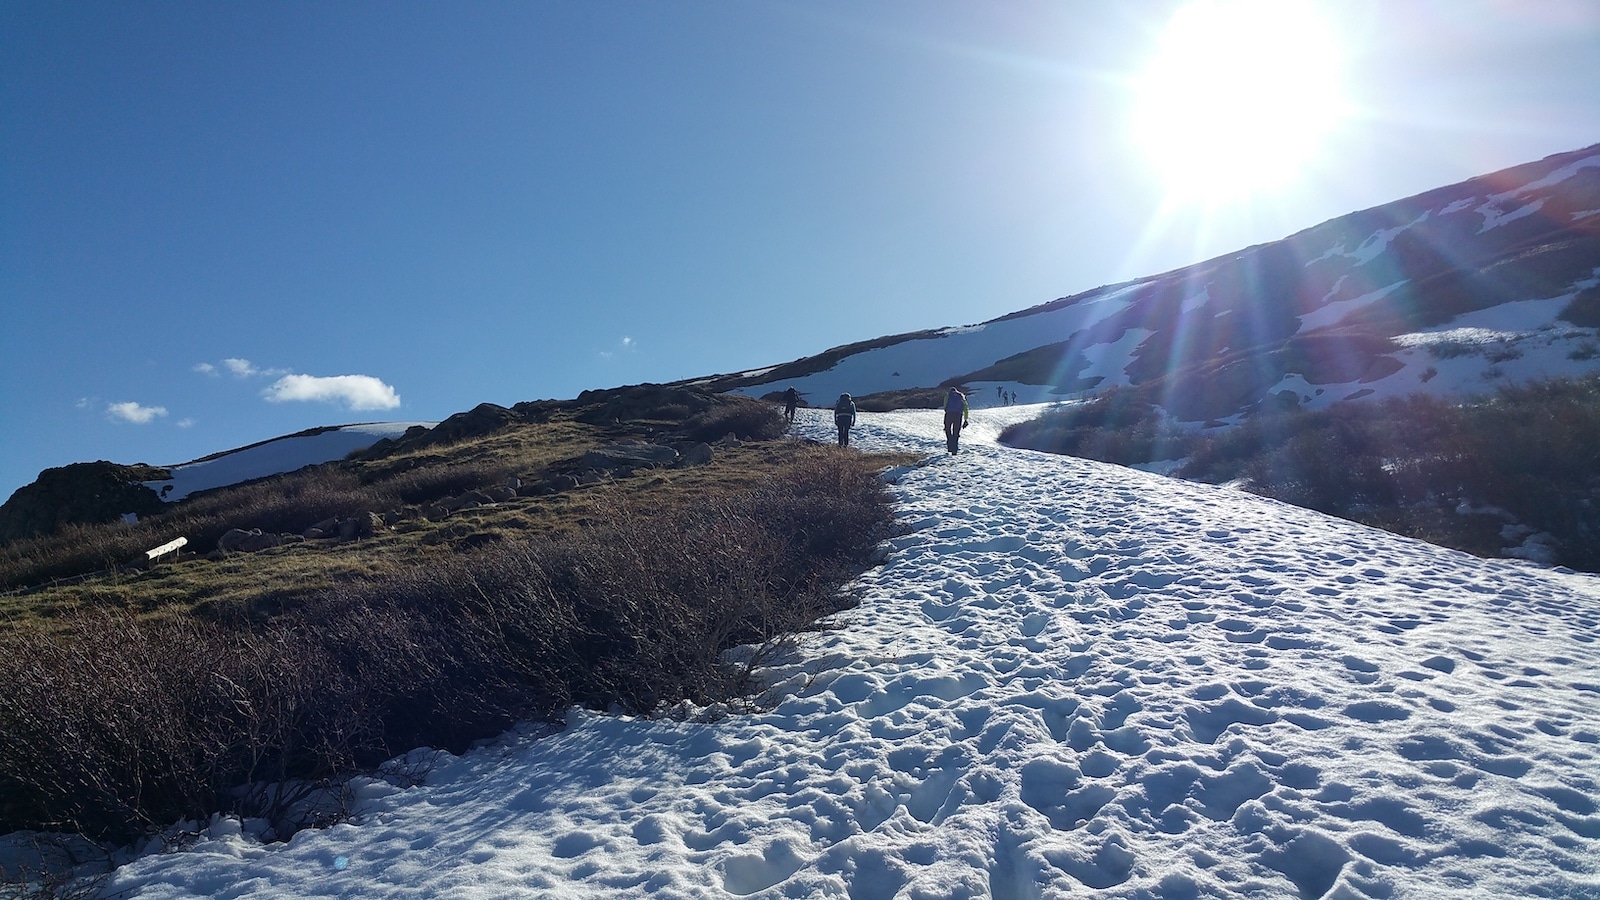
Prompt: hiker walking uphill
<box><xmin>783</xmin><ymin>387</ymin><xmax>799</xmax><ymax>424</ymax></box>
<box><xmin>834</xmin><ymin>393</ymin><xmax>856</xmax><ymax>447</ymax></box>
<box><xmin>943</xmin><ymin>387</ymin><xmax>969</xmax><ymax>454</ymax></box>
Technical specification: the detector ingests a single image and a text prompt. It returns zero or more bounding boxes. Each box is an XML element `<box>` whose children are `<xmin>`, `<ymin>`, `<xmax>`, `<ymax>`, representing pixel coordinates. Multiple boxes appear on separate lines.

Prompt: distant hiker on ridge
<box><xmin>834</xmin><ymin>393</ymin><xmax>856</xmax><ymax>447</ymax></box>
<box><xmin>944</xmin><ymin>387</ymin><xmax>969</xmax><ymax>454</ymax></box>
<box><xmin>783</xmin><ymin>387</ymin><xmax>799</xmax><ymax>424</ymax></box>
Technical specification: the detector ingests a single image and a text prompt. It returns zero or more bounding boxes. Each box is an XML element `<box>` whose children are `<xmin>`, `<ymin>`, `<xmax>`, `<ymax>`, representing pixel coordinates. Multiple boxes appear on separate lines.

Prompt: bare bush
<box><xmin>1176</xmin><ymin>376</ymin><xmax>1600</xmax><ymax>570</ymax></box>
<box><xmin>999</xmin><ymin>388</ymin><xmax>1194</xmax><ymax>465</ymax></box>
<box><xmin>0</xmin><ymin>610</ymin><xmax>244</xmax><ymax>839</ymax></box>
<box><xmin>372</xmin><ymin>461</ymin><xmax>516</xmax><ymax>507</ymax></box>
<box><xmin>1002</xmin><ymin>375</ymin><xmax>1600</xmax><ymax>571</ymax></box>
<box><xmin>680</xmin><ymin>401</ymin><xmax>787</xmax><ymax>443</ymax></box>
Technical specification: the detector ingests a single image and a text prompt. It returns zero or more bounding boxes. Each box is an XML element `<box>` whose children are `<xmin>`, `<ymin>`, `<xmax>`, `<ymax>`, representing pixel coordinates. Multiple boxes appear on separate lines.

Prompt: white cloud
<box><xmin>263</xmin><ymin>374</ymin><xmax>401</xmax><ymax>411</ymax></box>
<box><xmin>223</xmin><ymin>357</ymin><xmax>290</xmax><ymax>378</ymax></box>
<box><xmin>194</xmin><ymin>358</ymin><xmax>290</xmax><ymax>378</ymax></box>
<box><xmin>108</xmin><ymin>401</ymin><xmax>169</xmax><ymax>424</ymax></box>
<box><xmin>176</xmin><ymin>418</ymin><xmax>196</xmax><ymax>429</ymax></box>
<box><xmin>201</xmin><ymin>358</ymin><xmax>399</xmax><ymax>410</ymax></box>
<box><xmin>600</xmin><ymin>336</ymin><xmax>637</xmax><ymax>360</ymax></box>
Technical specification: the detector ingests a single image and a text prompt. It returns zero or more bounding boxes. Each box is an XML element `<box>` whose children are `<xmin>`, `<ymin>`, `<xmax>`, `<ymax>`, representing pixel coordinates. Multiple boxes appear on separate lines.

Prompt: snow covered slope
<box><xmin>719</xmin><ymin>145</ymin><xmax>1600</xmax><ymax>422</ymax></box>
<box><xmin>142</xmin><ymin>423</ymin><xmax>434</xmax><ymax>502</ymax></box>
<box><xmin>107</xmin><ymin>407</ymin><xmax>1600</xmax><ymax>898</ymax></box>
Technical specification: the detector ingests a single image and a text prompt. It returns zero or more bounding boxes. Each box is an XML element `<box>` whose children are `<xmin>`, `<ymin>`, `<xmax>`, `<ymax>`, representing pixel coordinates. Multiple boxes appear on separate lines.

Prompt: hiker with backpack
<box><xmin>834</xmin><ymin>393</ymin><xmax>856</xmax><ymax>447</ymax></box>
<box><xmin>943</xmin><ymin>387</ymin><xmax>969</xmax><ymax>454</ymax></box>
<box><xmin>783</xmin><ymin>387</ymin><xmax>799</xmax><ymax>423</ymax></box>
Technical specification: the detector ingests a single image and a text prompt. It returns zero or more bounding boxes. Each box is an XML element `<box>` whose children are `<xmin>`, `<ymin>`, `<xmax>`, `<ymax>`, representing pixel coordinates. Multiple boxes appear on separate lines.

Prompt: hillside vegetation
<box><xmin>0</xmin><ymin>388</ymin><xmax>916</xmax><ymax>843</ymax></box>
<box><xmin>1000</xmin><ymin>375</ymin><xmax>1600</xmax><ymax>572</ymax></box>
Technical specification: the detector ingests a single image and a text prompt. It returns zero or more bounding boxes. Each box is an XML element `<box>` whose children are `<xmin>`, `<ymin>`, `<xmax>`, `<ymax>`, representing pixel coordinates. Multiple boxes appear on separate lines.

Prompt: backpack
<box><xmin>945</xmin><ymin>390</ymin><xmax>965</xmax><ymax>415</ymax></box>
<box><xmin>834</xmin><ymin>395</ymin><xmax>855</xmax><ymax>423</ymax></box>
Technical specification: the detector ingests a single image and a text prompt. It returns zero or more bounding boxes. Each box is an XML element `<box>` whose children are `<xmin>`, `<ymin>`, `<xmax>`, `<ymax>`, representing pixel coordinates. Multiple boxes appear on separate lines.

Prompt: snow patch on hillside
<box><xmin>1477</xmin><ymin>197</ymin><xmax>1546</xmax><ymax>234</ymax></box>
<box><xmin>733</xmin><ymin>284</ymin><xmax>1148</xmax><ymax>403</ymax></box>
<box><xmin>1496</xmin><ymin>152</ymin><xmax>1600</xmax><ymax>200</ymax></box>
<box><xmin>143</xmin><ymin>423</ymin><xmax>433</xmax><ymax>502</ymax></box>
<box><xmin>1350</xmin><ymin>211</ymin><xmax>1429</xmax><ymax>264</ymax></box>
<box><xmin>1297</xmin><ymin>281</ymin><xmax>1407</xmax><ymax>334</ymax></box>
<box><xmin>1476</xmin><ymin>152</ymin><xmax>1600</xmax><ymax>233</ymax></box>
<box><xmin>1076</xmin><ymin>327</ymin><xmax>1151</xmax><ymax>391</ymax></box>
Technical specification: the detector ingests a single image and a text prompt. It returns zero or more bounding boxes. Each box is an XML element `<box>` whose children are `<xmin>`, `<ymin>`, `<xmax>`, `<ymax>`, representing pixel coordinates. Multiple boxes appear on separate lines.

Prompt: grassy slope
<box><xmin>1</xmin><ymin>396</ymin><xmax>915</xmax><ymax>628</ymax></box>
<box><xmin>0</xmin><ymin>391</ymin><xmax>922</xmax><ymax>842</ymax></box>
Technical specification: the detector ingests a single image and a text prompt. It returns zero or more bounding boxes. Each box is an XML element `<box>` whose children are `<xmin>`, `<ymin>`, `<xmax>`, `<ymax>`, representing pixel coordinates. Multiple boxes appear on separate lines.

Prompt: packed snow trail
<box><xmin>109</xmin><ymin>406</ymin><xmax>1600</xmax><ymax>898</ymax></box>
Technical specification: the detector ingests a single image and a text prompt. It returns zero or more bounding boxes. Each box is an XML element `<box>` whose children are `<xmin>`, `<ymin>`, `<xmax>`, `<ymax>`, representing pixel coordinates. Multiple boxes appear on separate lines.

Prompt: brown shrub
<box><xmin>1177</xmin><ymin>377</ymin><xmax>1600</xmax><ymax>570</ymax></box>
<box><xmin>680</xmin><ymin>400</ymin><xmax>787</xmax><ymax>443</ymax></box>
<box><xmin>999</xmin><ymin>388</ymin><xmax>1193</xmax><ymax>465</ymax></box>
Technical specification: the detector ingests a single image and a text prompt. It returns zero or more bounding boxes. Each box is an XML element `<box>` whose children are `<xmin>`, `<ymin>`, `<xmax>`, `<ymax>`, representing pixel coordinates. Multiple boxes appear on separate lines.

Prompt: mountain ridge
<box><xmin>697</xmin><ymin>143</ymin><xmax>1600</xmax><ymax>420</ymax></box>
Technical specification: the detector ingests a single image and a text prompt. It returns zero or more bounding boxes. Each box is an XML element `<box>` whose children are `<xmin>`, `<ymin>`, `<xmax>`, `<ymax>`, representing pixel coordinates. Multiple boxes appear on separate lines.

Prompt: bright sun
<box><xmin>1132</xmin><ymin>0</ymin><xmax>1348</xmax><ymax>200</ymax></box>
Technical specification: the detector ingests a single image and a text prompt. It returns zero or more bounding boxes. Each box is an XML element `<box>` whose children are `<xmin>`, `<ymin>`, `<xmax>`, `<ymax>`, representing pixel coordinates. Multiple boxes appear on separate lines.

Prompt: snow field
<box><xmin>106</xmin><ymin>406</ymin><xmax>1600</xmax><ymax>898</ymax></box>
<box><xmin>142</xmin><ymin>423</ymin><xmax>433</xmax><ymax>502</ymax></box>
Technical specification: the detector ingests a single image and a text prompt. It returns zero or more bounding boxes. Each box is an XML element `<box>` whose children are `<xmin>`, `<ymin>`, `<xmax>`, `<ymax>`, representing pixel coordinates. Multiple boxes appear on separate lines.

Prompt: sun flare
<box><xmin>1133</xmin><ymin>0</ymin><xmax>1348</xmax><ymax>200</ymax></box>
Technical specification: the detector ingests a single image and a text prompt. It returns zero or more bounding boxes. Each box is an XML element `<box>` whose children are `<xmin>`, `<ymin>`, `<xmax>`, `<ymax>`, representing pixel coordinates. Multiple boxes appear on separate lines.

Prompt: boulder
<box><xmin>677</xmin><ymin>442</ymin><xmax>714</xmax><ymax>467</ymax></box>
<box><xmin>303</xmin><ymin>516</ymin><xmax>339</xmax><ymax>539</ymax></box>
<box><xmin>217</xmin><ymin>528</ymin><xmax>259</xmax><ymax>552</ymax></box>
<box><xmin>525</xmin><ymin>474</ymin><xmax>580</xmax><ymax>495</ymax></box>
<box><xmin>237</xmin><ymin>531</ymin><xmax>283</xmax><ymax>553</ymax></box>
<box><xmin>439</xmin><ymin>490</ymin><xmax>495</xmax><ymax>514</ymax></box>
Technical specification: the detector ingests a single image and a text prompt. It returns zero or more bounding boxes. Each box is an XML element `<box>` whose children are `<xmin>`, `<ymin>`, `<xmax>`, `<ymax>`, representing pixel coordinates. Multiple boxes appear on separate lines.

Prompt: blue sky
<box><xmin>3</xmin><ymin>0</ymin><xmax>1598</xmax><ymax>501</ymax></box>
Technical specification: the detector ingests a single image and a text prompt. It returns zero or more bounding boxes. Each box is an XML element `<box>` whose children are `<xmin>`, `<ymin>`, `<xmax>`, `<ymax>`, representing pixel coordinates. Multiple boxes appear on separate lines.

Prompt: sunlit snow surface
<box><xmin>142</xmin><ymin>423</ymin><xmax>433</xmax><ymax>502</ymax></box>
<box><xmin>109</xmin><ymin>407</ymin><xmax>1600</xmax><ymax>898</ymax></box>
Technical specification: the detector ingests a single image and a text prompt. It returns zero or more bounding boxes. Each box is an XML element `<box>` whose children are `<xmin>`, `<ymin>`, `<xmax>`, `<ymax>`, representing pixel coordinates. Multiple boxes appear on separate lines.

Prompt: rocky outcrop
<box><xmin>427</xmin><ymin>403</ymin><xmax>520</xmax><ymax>445</ymax></box>
<box><xmin>522</xmin><ymin>474</ymin><xmax>579</xmax><ymax>496</ymax></box>
<box><xmin>515</xmin><ymin>440</ymin><xmax>715</xmax><ymax>497</ymax></box>
<box><xmin>580</xmin><ymin>444</ymin><xmax>680</xmax><ymax>471</ymax></box>
<box><xmin>0</xmin><ymin>462</ymin><xmax>170</xmax><ymax>545</ymax></box>
<box><xmin>353</xmin><ymin>404</ymin><xmax>523</xmax><ymax>461</ymax></box>
<box><xmin>571</xmin><ymin>385</ymin><xmax>717</xmax><ymax>426</ymax></box>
